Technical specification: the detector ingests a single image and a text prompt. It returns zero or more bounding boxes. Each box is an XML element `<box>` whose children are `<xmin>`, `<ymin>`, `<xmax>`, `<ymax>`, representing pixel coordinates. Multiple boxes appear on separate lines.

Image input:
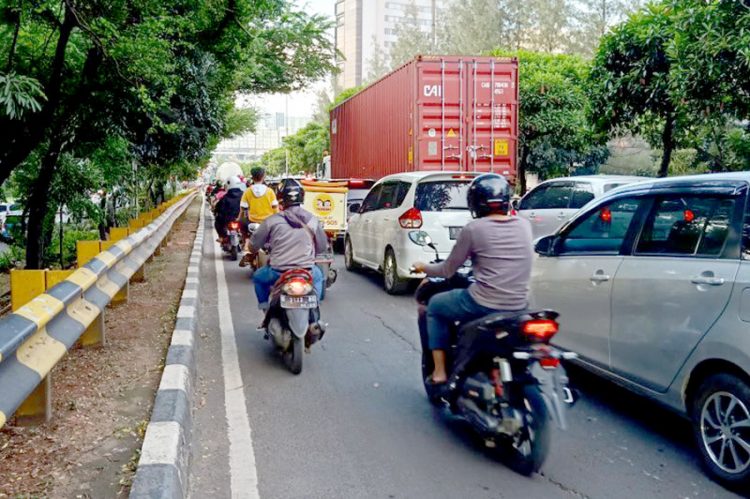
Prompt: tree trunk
<box><xmin>518</xmin><ymin>145</ymin><xmax>530</xmax><ymax>195</ymax></box>
<box><xmin>59</xmin><ymin>203</ymin><xmax>64</xmax><ymax>268</ymax></box>
<box><xmin>0</xmin><ymin>6</ymin><xmax>77</xmax><ymax>187</ymax></box>
<box><xmin>658</xmin><ymin>112</ymin><xmax>675</xmax><ymax>178</ymax></box>
<box><xmin>25</xmin><ymin>138</ymin><xmax>63</xmax><ymax>269</ymax></box>
<box><xmin>98</xmin><ymin>193</ymin><xmax>108</xmax><ymax>240</ymax></box>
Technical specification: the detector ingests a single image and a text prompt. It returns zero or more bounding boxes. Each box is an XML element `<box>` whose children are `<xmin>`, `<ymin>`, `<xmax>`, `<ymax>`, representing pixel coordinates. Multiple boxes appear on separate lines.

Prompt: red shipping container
<box><xmin>330</xmin><ymin>55</ymin><xmax>519</xmax><ymax>183</ymax></box>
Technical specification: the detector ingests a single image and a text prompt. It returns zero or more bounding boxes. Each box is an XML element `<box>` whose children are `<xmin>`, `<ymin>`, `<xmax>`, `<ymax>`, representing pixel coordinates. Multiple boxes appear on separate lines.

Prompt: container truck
<box><xmin>330</xmin><ymin>55</ymin><xmax>519</xmax><ymax>183</ymax></box>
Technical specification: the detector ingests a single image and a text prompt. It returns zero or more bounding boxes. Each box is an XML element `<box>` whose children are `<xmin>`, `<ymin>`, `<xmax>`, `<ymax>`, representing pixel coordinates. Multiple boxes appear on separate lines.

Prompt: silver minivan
<box><xmin>517</xmin><ymin>175</ymin><xmax>648</xmax><ymax>239</ymax></box>
<box><xmin>532</xmin><ymin>172</ymin><xmax>750</xmax><ymax>489</ymax></box>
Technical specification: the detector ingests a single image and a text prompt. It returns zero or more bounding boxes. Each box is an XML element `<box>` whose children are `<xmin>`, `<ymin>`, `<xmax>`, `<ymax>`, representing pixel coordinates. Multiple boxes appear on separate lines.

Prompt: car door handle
<box><xmin>590</xmin><ymin>271</ymin><xmax>610</xmax><ymax>283</ymax></box>
<box><xmin>557</xmin><ymin>213</ymin><xmax>567</xmax><ymax>220</ymax></box>
<box><xmin>691</xmin><ymin>276</ymin><xmax>725</xmax><ymax>286</ymax></box>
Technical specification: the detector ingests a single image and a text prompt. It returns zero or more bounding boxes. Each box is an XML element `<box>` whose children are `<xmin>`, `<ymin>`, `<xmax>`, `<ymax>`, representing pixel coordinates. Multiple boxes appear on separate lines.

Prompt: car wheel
<box><xmin>383</xmin><ymin>249</ymin><xmax>409</xmax><ymax>295</ymax></box>
<box><xmin>344</xmin><ymin>237</ymin><xmax>359</xmax><ymax>272</ymax></box>
<box><xmin>691</xmin><ymin>373</ymin><xmax>750</xmax><ymax>489</ymax></box>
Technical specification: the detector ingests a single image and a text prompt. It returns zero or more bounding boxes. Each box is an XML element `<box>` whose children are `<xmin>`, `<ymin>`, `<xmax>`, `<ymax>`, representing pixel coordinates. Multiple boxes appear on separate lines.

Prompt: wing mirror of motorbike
<box><xmin>534</xmin><ymin>235</ymin><xmax>555</xmax><ymax>256</ymax></box>
<box><xmin>408</xmin><ymin>230</ymin><xmax>432</xmax><ymax>247</ymax></box>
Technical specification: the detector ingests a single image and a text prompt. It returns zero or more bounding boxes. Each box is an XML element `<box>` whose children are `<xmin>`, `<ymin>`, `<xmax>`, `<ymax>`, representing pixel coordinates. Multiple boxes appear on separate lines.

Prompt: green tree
<box><xmin>669</xmin><ymin>0</ymin><xmax>750</xmax><ymax>122</ymax></box>
<box><xmin>588</xmin><ymin>3</ymin><xmax>685</xmax><ymax>178</ymax></box>
<box><xmin>0</xmin><ymin>0</ymin><xmax>336</xmax><ymax>267</ymax></box>
<box><xmin>365</xmin><ymin>35</ymin><xmax>390</xmax><ymax>83</ymax></box>
<box><xmin>572</xmin><ymin>0</ymin><xmax>643</xmax><ymax>55</ymax></box>
<box><xmin>443</xmin><ymin>0</ymin><xmax>503</xmax><ymax>55</ymax></box>
<box><xmin>491</xmin><ymin>50</ymin><xmax>604</xmax><ymax>193</ymax></box>
<box><xmin>388</xmin><ymin>1</ymin><xmax>436</xmax><ymax>68</ymax></box>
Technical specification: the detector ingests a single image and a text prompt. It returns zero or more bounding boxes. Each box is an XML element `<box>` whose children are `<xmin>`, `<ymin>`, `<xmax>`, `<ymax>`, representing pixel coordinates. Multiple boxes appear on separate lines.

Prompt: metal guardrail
<box><xmin>0</xmin><ymin>192</ymin><xmax>197</xmax><ymax>428</ymax></box>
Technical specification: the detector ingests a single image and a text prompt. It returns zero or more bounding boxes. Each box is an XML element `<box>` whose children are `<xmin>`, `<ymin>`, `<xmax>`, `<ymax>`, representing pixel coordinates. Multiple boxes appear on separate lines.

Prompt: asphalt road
<box><xmin>189</xmin><ymin>212</ymin><xmax>741</xmax><ymax>499</ymax></box>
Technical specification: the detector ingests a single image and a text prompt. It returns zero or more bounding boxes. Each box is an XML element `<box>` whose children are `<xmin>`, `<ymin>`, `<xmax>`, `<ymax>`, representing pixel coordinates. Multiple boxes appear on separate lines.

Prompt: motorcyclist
<box><xmin>412</xmin><ymin>173</ymin><xmax>533</xmax><ymax>387</ymax></box>
<box><xmin>239</xmin><ymin>167</ymin><xmax>279</xmax><ymax>264</ymax></box>
<box><xmin>249</xmin><ymin>180</ymin><xmax>327</xmax><ymax>310</ymax></box>
<box><xmin>214</xmin><ymin>176</ymin><xmax>244</xmax><ymax>242</ymax></box>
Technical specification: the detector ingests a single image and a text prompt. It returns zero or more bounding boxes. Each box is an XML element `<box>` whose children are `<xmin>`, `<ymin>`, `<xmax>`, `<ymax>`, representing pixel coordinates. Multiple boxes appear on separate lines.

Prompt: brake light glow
<box><xmin>282</xmin><ymin>278</ymin><xmax>313</xmax><ymax>296</ymax></box>
<box><xmin>227</xmin><ymin>221</ymin><xmax>240</xmax><ymax>230</ymax></box>
<box><xmin>540</xmin><ymin>357</ymin><xmax>561</xmax><ymax>369</ymax></box>
<box><xmin>399</xmin><ymin>207</ymin><xmax>423</xmax><ymax>229</ymax></box>
<box><xmin>684</xmin><ymin>209</ymin><xmax>695</xmax><ymax>223</ymax></box>
<box><xmin>599</xmin><ymin>207</ymin><xmax>612</xmax><ymax>223</ymax></box>
<box><xmin>522</xmin><ymin>319</ymin><xmax>559</xmax><ymax>342</ymax></box>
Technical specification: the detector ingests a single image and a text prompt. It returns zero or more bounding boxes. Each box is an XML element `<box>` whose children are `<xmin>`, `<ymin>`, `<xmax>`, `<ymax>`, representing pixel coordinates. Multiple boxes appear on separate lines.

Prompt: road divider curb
<box><xmin>130</xmin><ymin>196</ymin><xmax>205</xmax><ymax>499</ymax></box>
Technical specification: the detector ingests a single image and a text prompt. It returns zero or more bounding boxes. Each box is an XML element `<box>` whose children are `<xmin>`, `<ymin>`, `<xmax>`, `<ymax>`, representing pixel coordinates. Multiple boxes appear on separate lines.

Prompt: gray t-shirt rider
<box><xmin>250</xmin><ymin>205</ymin><xmax>327</xmax><ymax>271</ymax></box>
<box><xmin>424</xmin><ymin>216</ymin><xmax>533</xmax><ymax>311</ymax></box>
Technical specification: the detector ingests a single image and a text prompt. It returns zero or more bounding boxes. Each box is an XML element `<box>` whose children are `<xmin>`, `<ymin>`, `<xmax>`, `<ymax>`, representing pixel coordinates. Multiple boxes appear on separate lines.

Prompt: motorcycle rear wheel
<box><xmin>496</xmin><ymin>385</ymin><xmax>551</xmax><ymax>476</ymax></box>
<box><xmin>284</xmin><ymin>336</ymin><xmax>303</xmax><ymax>375</ymax></box>
<box><xmin>230</xmin><ymin>245</ymin><xmax>238</xmax><ymax>261</ymax></box>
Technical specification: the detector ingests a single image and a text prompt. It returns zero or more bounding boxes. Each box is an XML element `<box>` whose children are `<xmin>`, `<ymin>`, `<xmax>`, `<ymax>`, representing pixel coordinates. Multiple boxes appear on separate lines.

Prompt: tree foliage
<box><xmin>0</xmin><ymin>0</ymin><xmax>336</xmax><ymax>267</ymax></box>
<box><xmin>491</xmin><ymin>50</ymin><xmax>606</xmax><ymax>193</ymax></box>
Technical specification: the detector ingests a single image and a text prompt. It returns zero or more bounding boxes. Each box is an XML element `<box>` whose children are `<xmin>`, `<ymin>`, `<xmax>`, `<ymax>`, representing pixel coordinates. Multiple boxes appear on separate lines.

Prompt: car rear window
<box><xmin>414</xmin><ymin>181</ymin><xmax>470</xmax><ymax>212</ymax></box>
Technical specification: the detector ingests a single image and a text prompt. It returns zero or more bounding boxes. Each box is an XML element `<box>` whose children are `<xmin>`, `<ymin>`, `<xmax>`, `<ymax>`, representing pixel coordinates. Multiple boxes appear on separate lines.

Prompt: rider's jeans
<box><xmin>254</xmin><ymin>265</ymin><xmax>324</xmax><ymax>310</ymax></box>
<box><xmin>427</xmin><ymin>288</ymin><xmax>503</xmax><ymax>350</ymax></box>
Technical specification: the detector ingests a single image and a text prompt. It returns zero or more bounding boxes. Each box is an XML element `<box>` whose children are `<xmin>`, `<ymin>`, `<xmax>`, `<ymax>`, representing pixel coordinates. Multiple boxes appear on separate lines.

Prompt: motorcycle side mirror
<box><xmin>408</xmin><ymin>230</ymin><xmax>432</xmax><ymax>246</ymax></box>
<box><xmin>534</xmin><ymin>235</ymin><xmax>555</xmax><ymax>256</ymax></box>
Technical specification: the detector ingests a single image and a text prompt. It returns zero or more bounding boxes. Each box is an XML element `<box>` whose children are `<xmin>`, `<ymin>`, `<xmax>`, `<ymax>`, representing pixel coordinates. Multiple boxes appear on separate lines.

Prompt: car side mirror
<box><xmin>534</xmin><ymin>235</ymin><xmax>555</xmax><ymax>256</ymax></box>
<box><xmin>350</xmin><ymin>203</ymin><xmax>361</xmax><ymax>214</ymax></box>
<box><xmin>511</xmin><ymin>199</ymin><xmax>520</xmax><ymax>210</ymax></box>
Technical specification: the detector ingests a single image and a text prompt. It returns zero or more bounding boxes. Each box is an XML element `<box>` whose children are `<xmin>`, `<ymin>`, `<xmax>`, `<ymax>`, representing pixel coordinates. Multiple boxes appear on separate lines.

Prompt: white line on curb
<box><xmin>213</xmin><ymin>237</ymin><xmax>260</xmax><ymax>499</ymax></box>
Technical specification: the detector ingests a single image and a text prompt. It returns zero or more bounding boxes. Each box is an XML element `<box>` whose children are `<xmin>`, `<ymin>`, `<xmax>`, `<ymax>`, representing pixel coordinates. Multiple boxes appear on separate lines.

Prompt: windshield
<box><xmin>414</xmin><ymin>181</ymin><xmax>470</xmax><ymax>212</ymax></box>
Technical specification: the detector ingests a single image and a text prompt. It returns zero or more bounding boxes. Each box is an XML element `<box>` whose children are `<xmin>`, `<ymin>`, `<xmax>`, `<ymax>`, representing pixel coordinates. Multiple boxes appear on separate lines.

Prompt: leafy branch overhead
<box><xmin>0</xmin><ymin>0</ymin><xmax>337</xmax><ymax>268</ymax></box>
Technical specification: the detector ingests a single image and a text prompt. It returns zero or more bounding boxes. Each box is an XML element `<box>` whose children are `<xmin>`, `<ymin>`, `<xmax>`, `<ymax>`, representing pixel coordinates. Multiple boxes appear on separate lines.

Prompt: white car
<box><xmin>345</xmin><ymin>172</ymin><xmax>479</xmax><ymax>294</ymax></box>
<box><xmin>516</xmin><ymin>175</ymin><xmax>648</xmax><ymax>240</ymax></box>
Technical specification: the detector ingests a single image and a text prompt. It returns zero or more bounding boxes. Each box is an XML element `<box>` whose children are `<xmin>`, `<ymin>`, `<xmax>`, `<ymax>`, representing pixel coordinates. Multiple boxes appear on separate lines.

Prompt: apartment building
<box><xmin>335</xmin><ymin>0</ymin><xmax>443</xmax><ymax>89</ymax></box>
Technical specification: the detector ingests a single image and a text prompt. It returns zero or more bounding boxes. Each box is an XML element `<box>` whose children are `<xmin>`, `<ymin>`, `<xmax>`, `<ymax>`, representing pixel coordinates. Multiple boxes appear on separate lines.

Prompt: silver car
<box><xmin>517</xmin><ymin>175</ymin><xmax>648</xmax><ymax>239</ymax></box>
<box><xmin>532</xmin><ymin>172</ymin><xmax>750</xmax><ymax>489</ymax></box>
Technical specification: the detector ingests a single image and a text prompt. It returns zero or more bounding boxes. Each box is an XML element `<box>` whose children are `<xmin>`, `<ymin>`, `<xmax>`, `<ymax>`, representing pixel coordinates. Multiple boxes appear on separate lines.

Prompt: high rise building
<box><xmin>335</xmin><ymin>0</ymin><xmax>442</xmax><ymax>89</ymax></box>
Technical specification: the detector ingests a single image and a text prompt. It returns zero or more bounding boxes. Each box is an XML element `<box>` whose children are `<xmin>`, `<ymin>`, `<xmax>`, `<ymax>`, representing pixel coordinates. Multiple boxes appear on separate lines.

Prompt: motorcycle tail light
<box><xmin>282</xmin><ymin>278</ymin><xmax>313</xmax><ymax>296</ymax></box>
<box><xmin>540</xmin><ymin>357</ymin><xmax>560</xmax><ymax>369</ymax></box>
<box><xmin>227</xmin><ymin>221</ymin><xmax>240</xmax><ymax>230</ymax></box>
<box><xmin>522</xmin><ymin>319</ymin><xmax>559</xmax><ymax>343</ymax></box>
<box><xmin>399</xmin><ymin>207</ymin><xmax>423</xmax><ymax>229</ymax></box>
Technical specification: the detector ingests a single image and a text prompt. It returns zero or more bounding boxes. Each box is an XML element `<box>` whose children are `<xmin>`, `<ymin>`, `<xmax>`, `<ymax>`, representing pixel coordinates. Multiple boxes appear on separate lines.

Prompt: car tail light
<box><xmin>227</xmin><ymin>221</ymin><xmax>240</xmax><ymax>230</ymax></box>
<box><xmin>282</xmin><ymin>278</ymin><xmax>313</xmax><ymax>296</ymax></box>
<box><xmin>399</xmin><ymin>207</ymin><xmax>423</xmax><ymax>229</ymax></box>
<box><xmin>522</xmin><ymin>319</ymin><xmax>559</xmax><ymax>342</ymax></box>
<box><xmin>684</xmin><ymin>209</ymin><xmax>695</xmax><ymax>223</ymax></box>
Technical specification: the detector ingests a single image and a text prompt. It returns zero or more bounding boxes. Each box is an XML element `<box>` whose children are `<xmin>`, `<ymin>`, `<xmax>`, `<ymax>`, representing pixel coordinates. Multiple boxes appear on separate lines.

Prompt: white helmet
<box><xmin>225</xmin><ymin>175</ymin><xmax>244</xmax><ymax>191</ymax></box>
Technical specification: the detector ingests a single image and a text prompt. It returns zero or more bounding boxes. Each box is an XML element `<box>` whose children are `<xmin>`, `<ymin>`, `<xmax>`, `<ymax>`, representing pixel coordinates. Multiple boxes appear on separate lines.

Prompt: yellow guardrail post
<box><xmin>10</xmin><ymin>269</ymin><xmax>46</xmax><ymax>312</ymax></box>
<box><xmin>10</xmin><ymin>270</ymin><xmax>57</xmax><ymax>425</ymax></box>
<box><xmin>109</xmin><ymin>227</ymin><xmax>129</xmax><ymax>242</ymax></box>
<box><xmin>128</xmin><ymin>219</ymin><xmax>147</xmax><ymax>282</ymax></box>
<box><xmin>101</xmin><ymin>241</ymin><xmax>128</xmax><ymax>305</ymax></box>
<box><xmin>76</xmin><ymin>240</ymin><xmax>101</xmax><ymax>267</ymax></box>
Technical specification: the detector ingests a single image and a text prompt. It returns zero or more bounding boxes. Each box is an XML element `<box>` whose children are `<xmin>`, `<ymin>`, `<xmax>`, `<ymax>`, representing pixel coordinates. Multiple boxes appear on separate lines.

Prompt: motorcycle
<box><xmin>222</xmin><ymin>220</ymin><xmax>242</xmax><ymax>261</ymax></box>
<box><xmin>314</xmin><ymin>233</ymin><xmax>338</xmax><ymax>300</ymax></box>
<box><xmin>410</xmin><ymin>230</ymin><xmax>577</xmax><ymax>475</ymax></box>
<box><xmin>263</xmin><ymin>268</ymin><xmax>326</xmax><ymax>374</ymax></box>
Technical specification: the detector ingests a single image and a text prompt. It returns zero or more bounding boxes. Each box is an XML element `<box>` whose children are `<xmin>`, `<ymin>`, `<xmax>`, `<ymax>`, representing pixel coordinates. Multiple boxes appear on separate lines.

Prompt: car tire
<box><xmin>691</xmin><ymin>372</ymin><xmax>750</xmax><ymax>490</ymax></box>
<box><xmin>344</xmin><ymin>237</ymin><xmax>359</xmax><ymax>272</ymax></box>
<box><xmin>383</xmin><ymin>249</ymin><xmax>409</xmax><ymax>295</ymax></box>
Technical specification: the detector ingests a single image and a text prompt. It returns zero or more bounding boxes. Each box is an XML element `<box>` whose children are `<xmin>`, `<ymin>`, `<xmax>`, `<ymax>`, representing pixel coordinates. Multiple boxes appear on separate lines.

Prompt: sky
<box><xmin>238</xmin><ymin>0</ymin><xmax>335</xmax><ymax>120</ymax></box>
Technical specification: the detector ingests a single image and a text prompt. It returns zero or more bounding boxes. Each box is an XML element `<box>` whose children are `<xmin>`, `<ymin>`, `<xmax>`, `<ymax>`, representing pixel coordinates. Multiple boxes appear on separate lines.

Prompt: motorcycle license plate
<box><xmin>449</xmin><ymin>227</ymin><xmax>462</xmax><ymax>240</ymax></box>
<box><xmin>281</xmin><ymin>295</ymin><xmax>318</xmax><ymax>309</ymax></box>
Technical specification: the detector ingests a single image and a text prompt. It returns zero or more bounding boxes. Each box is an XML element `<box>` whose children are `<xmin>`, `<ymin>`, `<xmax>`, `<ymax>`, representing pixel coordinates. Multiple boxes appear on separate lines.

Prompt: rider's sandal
<box><xmin>239</xmin><ymin>253</ymin><xmax>253</xmax><ymax>267</ymax></box>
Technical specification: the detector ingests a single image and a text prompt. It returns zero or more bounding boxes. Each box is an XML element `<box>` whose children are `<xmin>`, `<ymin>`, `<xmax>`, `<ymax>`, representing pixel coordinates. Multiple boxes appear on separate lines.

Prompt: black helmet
<box><xmin>467</xmin><ymin>173</ymin><xmax>511</xmax><ymax>218</ymax></box>
<box><xmin>278</xmin><ymin>179</ymin><xmax>305</xmax><ymax>207</ymax></box>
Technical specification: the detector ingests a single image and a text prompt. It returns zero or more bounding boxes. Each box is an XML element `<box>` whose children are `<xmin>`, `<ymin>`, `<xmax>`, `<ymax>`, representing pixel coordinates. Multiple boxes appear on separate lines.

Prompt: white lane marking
<box><xmin>159</xmin><ymin>364</ymin><xmax>191</xmax><ymax>393</ymax></box>
<box><xmin>139</xmin><ymin>421</ymin><xmax>182</xmax><ymax>465</ymax></box>
<box><xmin>213</xmin><ymin>236</ymin><xmax>260</xmax><ymax>498</ymax></box>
